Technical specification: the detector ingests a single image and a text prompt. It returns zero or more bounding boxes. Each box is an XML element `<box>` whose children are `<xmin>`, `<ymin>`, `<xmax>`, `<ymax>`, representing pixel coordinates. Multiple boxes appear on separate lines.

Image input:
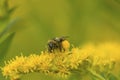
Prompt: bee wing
<box><xmin>61</xmin><ymin>36</ymin><xmax>69</xmax><ymax>38</ymax></box>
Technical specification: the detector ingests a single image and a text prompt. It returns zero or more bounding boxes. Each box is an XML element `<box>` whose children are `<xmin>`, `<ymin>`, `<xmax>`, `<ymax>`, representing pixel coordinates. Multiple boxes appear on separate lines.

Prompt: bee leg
<box><xmin>62</xmin><ymin>49</ymin><xmax>65</xmax><ymax>52</ymax></box>
<box><xmin>59</xmin><ymin>46</ymin><xmax>62</xmax><ymax>52</ymax></box>
<box><xmin>59</xmin><ymin>44</ymin><xmax>63</xmax><ymax>52</ymax></box>
<box><xmin>48</xmin><ymin>46</ymin><xmax>52</xmax><ymax>53</ymax></box>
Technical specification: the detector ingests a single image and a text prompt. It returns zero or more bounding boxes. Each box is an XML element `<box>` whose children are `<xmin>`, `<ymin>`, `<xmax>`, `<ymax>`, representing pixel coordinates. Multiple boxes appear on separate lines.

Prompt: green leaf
<box><xmin>0</xmin><ymin>32</ymin><xmax>15</xmax><ymax>61</ymax></box>
<box><xmin>8</xmin><ymin>6</ymin><xmax>17</xmax><ymax>15</ymax></box>
<box><xmin>87</xmin><ymin>69</ymin><xmax>105</xmax><ymax>80</ymax></box>
<box><xmin>108</xmin><ymin>73</ymin><xmax>118</xmax><ymax>80</ymax></box>
<box><xmin>0</xmin><ymin>18</ymin><xmax>18</xmax><ymax>38</ymax></box>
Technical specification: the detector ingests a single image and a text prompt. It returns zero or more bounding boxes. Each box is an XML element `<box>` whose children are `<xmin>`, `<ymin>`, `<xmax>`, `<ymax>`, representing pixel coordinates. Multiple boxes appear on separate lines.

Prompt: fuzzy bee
<box><xmin>47</xmin><ymin>36</ymin><xmax>70</xmax><ymax>53</ymax></box>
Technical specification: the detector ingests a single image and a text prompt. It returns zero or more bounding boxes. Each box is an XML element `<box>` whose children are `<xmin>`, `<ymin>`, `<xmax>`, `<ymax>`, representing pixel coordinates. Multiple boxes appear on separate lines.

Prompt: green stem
<box><xmin>87</xmin><ymin>68</ymin><xmax>105</xmax><ymax>80</ymax></box>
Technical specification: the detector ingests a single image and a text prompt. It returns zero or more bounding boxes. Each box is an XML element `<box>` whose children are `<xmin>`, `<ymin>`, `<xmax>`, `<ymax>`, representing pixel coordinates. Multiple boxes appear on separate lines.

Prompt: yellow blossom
<box><xmin>1</xmin><ymin>42</ymin><xmax>119</xmax><ymax>80</ymax></box>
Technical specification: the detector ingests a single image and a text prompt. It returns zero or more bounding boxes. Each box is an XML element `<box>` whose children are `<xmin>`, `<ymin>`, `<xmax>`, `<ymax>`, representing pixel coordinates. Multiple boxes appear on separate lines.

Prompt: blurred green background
<box><xmin>0</xmin><ymin>0</ymin><xmax>120</xmax><ymax>80</ymax></box>
<box><xmin>1</xmin><ymin>0</ymin><xmax>120</xmax><ymax>58</ymax></box>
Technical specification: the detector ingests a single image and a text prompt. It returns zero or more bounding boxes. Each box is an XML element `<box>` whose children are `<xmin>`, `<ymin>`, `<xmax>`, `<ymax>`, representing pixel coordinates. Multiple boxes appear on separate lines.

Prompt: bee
<box><xmin>47</xmin><ymin>36</ymin><xmax>70</xmax><ymax>53</ymax></box>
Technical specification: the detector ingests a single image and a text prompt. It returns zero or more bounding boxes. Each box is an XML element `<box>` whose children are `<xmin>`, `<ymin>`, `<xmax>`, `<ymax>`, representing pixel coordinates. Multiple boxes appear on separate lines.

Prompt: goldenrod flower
<box><xmin>1</xmin><ymin>42</ymin><xmax>119</xmax><ymax>80</ymax></box>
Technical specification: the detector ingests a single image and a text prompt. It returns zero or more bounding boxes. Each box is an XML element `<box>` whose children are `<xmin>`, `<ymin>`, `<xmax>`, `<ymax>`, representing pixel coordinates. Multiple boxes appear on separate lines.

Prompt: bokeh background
<box><xmin>0</xmin><ymin>0</ymin><xmax>120</xmax><ymax>80</ymax></box>
<box><xmin>8</xmin><ymin>0</ymin><xmax>120</xmax><ymax>57</ymax></box>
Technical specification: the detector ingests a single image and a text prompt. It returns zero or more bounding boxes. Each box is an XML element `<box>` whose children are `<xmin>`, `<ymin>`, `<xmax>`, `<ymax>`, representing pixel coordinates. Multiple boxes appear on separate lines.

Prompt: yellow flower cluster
<box><xmin>2</xmin><ymin>53</ymin><xmax>53</xmax><ymax>80</ymax></box>
<box><xmin>1</xmin><ymin>48</ymin><xmax>89</xmax><ymax>80</ymax></box>
<box><xmin>1</xmin><ymin>42</ymin><xmax>119</xmax><ymax>80</ymax></box>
